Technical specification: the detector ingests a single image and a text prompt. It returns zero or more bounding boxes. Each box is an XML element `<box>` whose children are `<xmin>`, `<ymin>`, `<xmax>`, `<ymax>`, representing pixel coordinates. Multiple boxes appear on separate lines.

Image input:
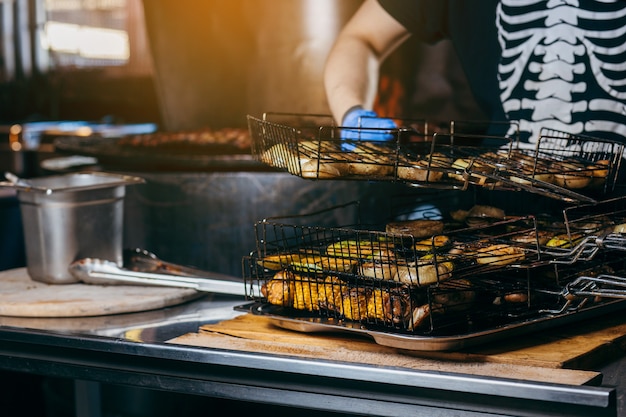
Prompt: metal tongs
<box><xmin>69</xmin><ymin>249</ymin><xmax>260</xmax><ymax>297</ymax></box>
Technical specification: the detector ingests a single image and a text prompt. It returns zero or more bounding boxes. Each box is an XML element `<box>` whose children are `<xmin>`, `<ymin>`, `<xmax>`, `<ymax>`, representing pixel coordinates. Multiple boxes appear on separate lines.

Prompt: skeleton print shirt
<box><xmin>378</xmin><ymin>0</ymin><xmax>626</xmax><ymax>145</ymax></box>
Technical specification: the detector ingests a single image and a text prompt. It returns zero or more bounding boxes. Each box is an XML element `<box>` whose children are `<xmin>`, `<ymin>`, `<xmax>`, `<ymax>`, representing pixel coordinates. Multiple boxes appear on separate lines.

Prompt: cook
<box><xmin>324</xmin><ymin>0</ymin><xmax>626</xmax><ymax>147</ymax></box>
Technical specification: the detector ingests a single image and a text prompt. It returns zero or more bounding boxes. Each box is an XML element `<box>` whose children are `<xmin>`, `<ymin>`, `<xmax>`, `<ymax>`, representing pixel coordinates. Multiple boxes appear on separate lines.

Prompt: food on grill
<box><xmin>261</xmin><ymin>141</ymin><xmax>350</xmax><ymax>178</ymax></box>
<box><xmin>588</xmin><ymin>160</ymin><xmax>610</xmax><ymax>188</ymax></box>
<box><xmin>508</xmin><ymin>169</ymin><xmax>554</xmax><ymax>186</ymax></box>
<box><xmin>397</xmin><ymin>160</ymin><xmax>443</xmax><ymax>182</ymax></box>
<box><xmin>449</xmin><ymin>158</ymin><xmax>494</xmax><ymax>185</ymax></box>
<box><xmin>257</xmin><ymin>252</ymin><xmax>319</xmax><ymax>270</ymax></box>
<box><xmin>407</xmin><ymin>304</ymin><xmax>431</xmax><ymax>330</ymax></box>
<box><xmin>431</xmin><ymin>279</ymin><xmax>476</xmax><ymax>312</ymax></box>
<box><xmin>248</xmin><ymin>115</ymin><xmax>626</xmax><ymax>342</ymax></box>
<box><xmin>413</xmin><ymin>235</ymin><xmax>451</xmax><ymax>252</ymax></box>
<box><xmin>503</xmin><ymin>292</ymin><xmax>529</xmax><ymax>304</ymax></box>
<box><xmin>291</xmin><ymin>275</ymin><xmax>338</xmax><ymax>311</ymax></box>
<box><xmin>394</xmin><ymin>255</ymin><xmax>453</xmax><ymax>286</ymax></box>
<box><xmin>551</xmin><ymin>161</ymin><xmax>593</xmax><ymax>189</ymax></box>
<box><xmin>297</xmin><ymin>140</ymin><xmax>347</xmax><ymax>178</ymax></box>
<box><xmin>449</xmin><ymin>209</ymin><xmax>469</xmax><ymax>223</ymax></box>
<box><xmin>346</xmin><ymin>156</ymin><xmax>393</xmax><ymax>176</ymax></box>
<box><xmin>298</xmin><ymin>140</ymin><xmax>340</xmax><ymax>155</ymax></box>
<box><xmin>291</xmin><ymin>257</ymin><xmax>359</xmax><ymax>274</ymax></box>
<box><xmin>396</xmin><ymin>154</ymin><xmax>444</xmax><ymax>182</ymax></box>
<box><xmin>261</xmin><ymin>143</ymin><xmax>300</xmax><ymax>174</ymax></box>
<box><xmin>262</xmin><ymin>269</ymin><xmax>413</xmax><ymax>324</ymax></box>
<box><xmin>467</xmin><ymin>204</ymin><xmax>506</xmax><ymax>220</ymax></box>
<box><xmin>418</xmin><ymin>254</ymin><xmax>454</xmax><ymax>283</ymax></box>
<box><xmin>614</xmin><ymin>223</ymin><xmax>626</xmax><ymax>234</ymax></box>
<box><xmin>465</xmin><ymin>204</ymin><xmax>506</xmax><ymax>227</ymax></box>
<box><xmin>257</xmin><ymin>252</ymin><xmax>358</xmax><ymax>273</ymax></box>
<box><xmin>261</xmin><ymin>270</ymin><xmax>295</xmax><ymax>306</ymax></box>
<box><xmin>407</xmin><ymin>279</ymin><xmax>475</xmax><ymax>330</ymax></box>
<box><xmin>504</xmin><ymin>154</ymin><xmax>610</xmax><ymax>191</ymax></box>
<box><xmin>261</xmin><ymin>271</ymin><xmax>345</xmax><ymax>311</ymax></box>
<box><xmin>504</xmin><ymin>150</ymin><xmax>555</xmax><ymax>184</ymax></box>
<box><xmin>311</xmin><ymin>256</ymin><xmax>359</xmax><ymax>273</ymax></box>
<box><xmin>475</xmin><ymin>244</ymin><xmax>526</xmax><ymax>266</ymax></box>
<box><xmin>385</xmin><ymin>219</ymin><xmax>445</xmax><ymax>238</ymax></box>
<box><xmin>448</xmin><ymin>158</ymin><xmax>470</xmax><ymax>182</ymax></box>
<box><xmin>358</xmin><ymin>261</ymin><xmax>397</xmax><ymax>280</ymax></box>
<box><xmin>326</xmin><ymin>239</ymin><xmax>395</xmax><ymax>259</ymax></box>
<box><xmin>569</xmin><ymin>216</ymin><xmax>613</xmax><ymax>234</ymax></box>
<box><xmin>509</xmin><ymin>149</ymin><xmax>538</xmax><ymax>165</ymax></box>
<box><xmin>327</xmin><ymin>286</ymin><xmax>412</xmax><ymax>324</ymax></box>
<box><xmin>118</xmin><ymin>127</ymin><xmax>251</xmax><ymax>150</ymax></box>
<box><xmin>357</xmin><ymin>248</ymin><xmax>398</xmax><ymax>280</ymax></box>
<box><xmin>510</xmin><ymin>230</ymin><xmax>553</xmax><ymax>246</ymax></box>
<box><xmin>450</xmin><ymin>204</ymin><xmax>505</xmax><ymax>226</ymax></box>
<box><xmin>344</xmin><ymin>144</ymin><xmax>394</xmax><ymax>177</ymax></box>
<box><xmin>326</xmin><ymin>239</ymin><xmax>417</xmax><ymax>280</ymax></box>
<box><xmin>492</xmin><ymin>290</ymin><xmax>530</xmax><ymax>306</ymax></box>
<box><xmin>545</xmin><ymin>233</ymin><xmax>584</xmax><ymax>248</ymax></box>
<box><xmin>300</xmin><ymin>158</ymin><xmax>345</xmax><ymax>179</ymax></box>
<box><xmin>429</xmin><ymin>152</ymin><xmax>454</xmax><ymax>167</ymax></box>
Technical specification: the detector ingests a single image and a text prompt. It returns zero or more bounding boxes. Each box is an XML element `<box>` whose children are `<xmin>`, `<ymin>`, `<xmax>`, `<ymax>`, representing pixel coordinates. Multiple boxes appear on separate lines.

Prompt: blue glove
<box><xmin>341</xmin><ymin>107</ymin><xmax>397</xmax><ymax>143</ymax></box>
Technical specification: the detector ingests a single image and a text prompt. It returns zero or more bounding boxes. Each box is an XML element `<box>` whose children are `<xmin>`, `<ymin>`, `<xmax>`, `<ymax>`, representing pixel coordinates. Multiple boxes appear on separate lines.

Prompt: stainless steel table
<box><xmin>0</xmin><ymin>293</ymin><xmax>620</xmax><ymax>417</ymax></box>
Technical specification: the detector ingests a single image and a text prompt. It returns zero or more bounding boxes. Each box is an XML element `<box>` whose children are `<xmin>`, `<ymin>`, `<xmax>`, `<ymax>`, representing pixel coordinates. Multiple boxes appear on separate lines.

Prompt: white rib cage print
<box><xmin>495</xmin><ymin>0</ymin><xmax>626</xmax><ymax>143</ymax></box>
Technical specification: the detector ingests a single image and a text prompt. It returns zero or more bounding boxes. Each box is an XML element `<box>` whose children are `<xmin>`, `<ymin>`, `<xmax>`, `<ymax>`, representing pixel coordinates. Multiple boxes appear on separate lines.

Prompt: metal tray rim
<box><xmin>239</xmin><ymin>299</ymin><xmax>626</xmax><ymax>352</ymax></box>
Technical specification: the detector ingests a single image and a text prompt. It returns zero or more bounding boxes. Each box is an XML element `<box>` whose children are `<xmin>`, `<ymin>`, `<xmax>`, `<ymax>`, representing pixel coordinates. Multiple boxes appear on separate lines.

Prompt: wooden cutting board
<box><xmin>0</xmin><ymin>268</ymin><xmax>204</xmax><ymax>317</ymax></box>
<box><xmin>169</xmin><ymin>311</ymin><xmax>626</xmax><ymax>385</ymax></box>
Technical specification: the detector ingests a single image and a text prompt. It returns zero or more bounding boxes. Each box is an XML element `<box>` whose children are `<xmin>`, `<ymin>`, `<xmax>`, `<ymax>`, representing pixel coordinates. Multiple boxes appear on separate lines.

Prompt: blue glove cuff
<box><xmin>342</xmin><ymin>106</ymin><xmax>378</xmax><ymax>128</ymax></box>
<box><xmin>340</xmin><ymin>107</ymin><xmax>397</xmax><ymax>145</ymax></box>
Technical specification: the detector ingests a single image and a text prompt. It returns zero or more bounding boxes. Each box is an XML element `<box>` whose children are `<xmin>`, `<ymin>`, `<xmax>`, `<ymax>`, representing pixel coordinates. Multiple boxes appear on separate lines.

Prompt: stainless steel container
<box><xmin>14</xmin><ymin>172</ymin><xmax>144</xmax><ymax>284</ymax></box>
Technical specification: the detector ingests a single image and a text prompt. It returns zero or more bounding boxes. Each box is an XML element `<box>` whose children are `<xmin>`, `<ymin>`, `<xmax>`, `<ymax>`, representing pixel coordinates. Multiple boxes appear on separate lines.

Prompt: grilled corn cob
<box><xmin>262</xmin><ymin>271</ymin><xmax>346</xmax><ymax>311</ymax></box>
<box><xmin>366</xmin><ymin>287</ymin><xmax>411</xmax><ymax>323</ymax></box>
<box><xmin>340</xmin><ymin>288</ymin><xmax>369</xmax><ymax>321</ymax></box>
<box><xmin>262</xmin><ymin>270</ymin><xmax>412</xmax><ymax>324</ymax></box>
<box><xmin>332</xmin><ymin>287</ymin><xmax>411</xmax><ymax>324</ymax></box>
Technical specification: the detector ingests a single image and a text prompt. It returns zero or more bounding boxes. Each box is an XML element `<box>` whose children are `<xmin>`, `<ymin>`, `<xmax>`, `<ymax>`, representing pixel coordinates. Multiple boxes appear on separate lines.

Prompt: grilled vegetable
<box><xmin>262</xmin><ymin>269</ymin><xmax>412</xmax><ymax>324</ymax></box>
<box><xmin>545</xmin><ymin>233</ymin><xmax>584</xmax><ymax>248</ymax></box>
<box><xmin>332</xmin><ymin>287</ymin><xmax>412</xmax><ymax>324</ymax></box>
<box><xmin>261</xmin><ymin>271</ymin><xmax>344</xmax><ymax>311</ymax></box>
<box><xmin>413</xmin><ymin>235</ymin><xmax>451</xmax><ymax>252</ymax></box>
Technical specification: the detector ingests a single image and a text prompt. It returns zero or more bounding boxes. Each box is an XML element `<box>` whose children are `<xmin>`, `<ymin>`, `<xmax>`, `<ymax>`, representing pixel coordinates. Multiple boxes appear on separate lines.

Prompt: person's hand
<box><xmin>341</xmin><ymin>107</ymin><xmax>397</xmax><ymax>142</ymax></box>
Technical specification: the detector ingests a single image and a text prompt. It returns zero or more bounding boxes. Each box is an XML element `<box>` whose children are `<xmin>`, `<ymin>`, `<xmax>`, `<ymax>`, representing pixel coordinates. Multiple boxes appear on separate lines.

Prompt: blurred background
<box><xmin>0</xmin><ymin>0</ymin><xmax>485</xmax><ymax>275</ymax></box>
<box><xmin>0</xmin><ymin>0</ymin><xmax>483</xmax><ymax>132</ymax></box>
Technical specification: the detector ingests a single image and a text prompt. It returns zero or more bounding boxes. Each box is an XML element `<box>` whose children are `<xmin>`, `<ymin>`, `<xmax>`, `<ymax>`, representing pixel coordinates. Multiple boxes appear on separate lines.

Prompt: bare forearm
<box><xmin>323</xmin><ymin>0</ymin><xmax>411</xmax><ymax>124</ymax></box>
<box><xmin>324</xmin><ymin>36</ymin><xmax>380</xmax><ymax>124</ymax></box>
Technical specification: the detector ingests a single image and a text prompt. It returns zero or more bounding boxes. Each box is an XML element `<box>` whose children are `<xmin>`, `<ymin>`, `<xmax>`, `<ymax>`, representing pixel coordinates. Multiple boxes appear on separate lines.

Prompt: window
<box><xmin>43</xmin><ymin>0</ymin><xmax>152</xmax><ymax>76</ymax></box>
<box><xmin>43</xmin><ymin>0</ymin><xmax>131</xmax><ymax>67</ymax></box>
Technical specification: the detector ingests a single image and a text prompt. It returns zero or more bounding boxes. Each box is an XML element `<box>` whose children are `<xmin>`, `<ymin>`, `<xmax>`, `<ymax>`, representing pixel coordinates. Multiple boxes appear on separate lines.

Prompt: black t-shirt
<box><xmin>378</xmin><ymin>0</ymin><xmax>626</xmax><ymax>144</ymax></box>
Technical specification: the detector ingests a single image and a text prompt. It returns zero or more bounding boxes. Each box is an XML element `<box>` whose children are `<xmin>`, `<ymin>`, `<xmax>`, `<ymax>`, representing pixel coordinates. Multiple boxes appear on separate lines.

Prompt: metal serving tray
<box><xmin>240</xmin><ymin>298</ymin><xmax>626</xmax><ymax>352</ymax></box>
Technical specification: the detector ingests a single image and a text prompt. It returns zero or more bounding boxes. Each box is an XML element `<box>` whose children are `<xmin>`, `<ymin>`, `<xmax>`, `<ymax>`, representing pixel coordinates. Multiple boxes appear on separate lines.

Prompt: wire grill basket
<box><xmin>242</xmin><ymin>200</ymin><xmax>626</xmax><ymax>336</ymax></box>
<box><xmin>247</xmin><ymin>113</ymin><xmax>624</xmax><ymax>204</ymax></box>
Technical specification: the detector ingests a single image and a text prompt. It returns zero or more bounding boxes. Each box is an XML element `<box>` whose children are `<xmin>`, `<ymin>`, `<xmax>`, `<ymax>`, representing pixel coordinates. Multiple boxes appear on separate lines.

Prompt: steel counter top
<box><xmin>0</xmin><ymin>293</ymin><xmax>619</xmax><ymax>417</ymax></box>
